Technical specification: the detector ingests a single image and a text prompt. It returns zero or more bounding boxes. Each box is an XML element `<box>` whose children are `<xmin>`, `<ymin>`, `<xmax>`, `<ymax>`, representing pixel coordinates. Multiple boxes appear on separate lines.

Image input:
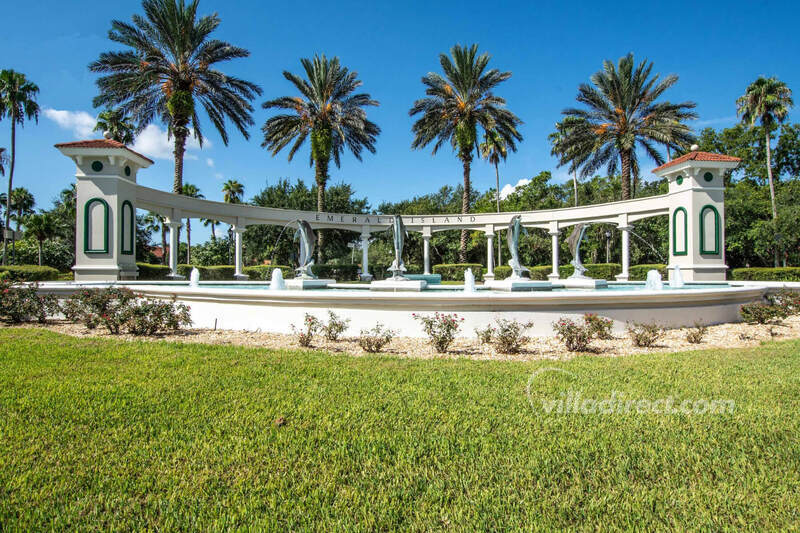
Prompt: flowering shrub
<box><xmin>322</xmin><ymin>311</ymin><xmax>350</xmax><ymax>341</ymax></box>
<box><xmin>475</xmin><ymin>324</ymin><xmax>495</xmax><ymax>345</ymax></box>
<box><xmin>583</xmin><ymin>313</ymin><xmax>613</xmax><ymax>339</ymax></box>
<box><xmin>292</xmin><ymin>313</ymin><xmax>322</xmax><ymax>347</ymax></box>
<box><xmin>412</xmin><ymin>312</ymin><xmax>463</xmax><ymax>353</ymax></box>
<box><xmin>740</xmin><ymin>302</ymin><xmax>786</xmax><ymax>325</ymax></box>
<box><xmin>627</xmin><ymin>322</ymin><xmax>665</xmax><ymax>347</ymax></box>
<box><xmin>766</xmin><ymin>289</ymin><xmax>800</xmax><ymax>316</ymax></box>
<box><xmin>120</xmin><ymin>300</ymin><xmax>192</xmax><ymax>335</ymax></box>
<box><xmin>686</xmin><ymin>323</ymin><xmax>708</xmax><ymax>344</ymax></box>
<box><xmin>552</xmin><ymin>318</ymin><xmax>593</xmax><ymax>352</ymax></box>
<box><xmin>357</xmin><ymin>323</ymin><xmax>396</xmax><ymax>353</ymax></box>
<box><xmin>492</xmin><ymin>319</ymin><xmax>533</xmax><ymax>354</ymax></box>
<box><xmin>0</xmin><ymin>281</ymin><xmax>58</xmax><ymax>324</ymax></box>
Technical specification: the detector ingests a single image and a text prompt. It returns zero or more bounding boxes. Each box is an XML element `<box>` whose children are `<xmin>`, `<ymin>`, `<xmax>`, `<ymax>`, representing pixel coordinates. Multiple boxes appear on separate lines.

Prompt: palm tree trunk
<box><xmin>495</xmin><ymin>161</ymin><xmax>501</xmax><ymax>267</ymax></box>
<box><xmin>211</xmin><ymin>223</ymin><xmax>216</xmax><ymax>240</ymax></box>
<box><xmin>37</xmin><ymin>240</ymin><xmax>42</xmax><ymax>266</ymax></box>
<box><xmin>620</xmin><ymin>150</ymin><xmax>631</xmax><ymax>201</ymax></box>
<box><xmin>161</xmin><ymin>225</ymin><xmax>168</xmax><ymax>266</ymax></box>
<box><xmin>459</xmin><ymin>154</ymin><xmax>472</xmax><ymax>263</ymax></box>
<box><xmin>765</xmin><ymin>129</ymin><xmax>779</xmax><ymax>267</ymax></box>
<box><xmin>2</xmin><ymin>121</ymin><xmax>15</xmax><ymax>265</ymax></box>
<box><xmin>186</xmin><ymin>219</ymin><xmax>191</xmax><ymax>264</ymax></box>
<box><xmin>173</xmin><ymin>131</ymin><xmax>186</xmax><ymax>245</ymax></box>
<box><xmin>315</xmin><ymin>156</ymin><xmax>329</xmax><ymax>264</ymax></box>
<box><xmin>573</xmin><ymin>170</ymin><xmax>578</xmax><ymax>206</ymax></box>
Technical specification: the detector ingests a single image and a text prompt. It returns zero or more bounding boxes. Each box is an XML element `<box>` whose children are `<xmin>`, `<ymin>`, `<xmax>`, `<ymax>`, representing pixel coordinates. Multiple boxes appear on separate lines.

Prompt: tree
<box><xmin>410</xmin><ymin>44</ymin><xmax>522</xmax><ymax>262</ymax></box>
<box><xmin>94</xmin><ymin>108</ymin><xmax>135</xmax><ymax>144</ymax></box>
<box><xmin>560</xmin><ymin>53</ymin><xmax>696</xmax><ymax>200</ymax></box>
<box><xmin>0</xmin><ymin>147</ymin><xmax>7</xmax><ymax>177</ymax></box>
<box><xmin>479</xmin><ymin>130</ymin><xmax>509</xmax><ymax>266</ymax></box>
<box><xmin>202</xmin><ymin>218</ymin><xmax>219</xmax><ymax>240</ymax></box>
<box><xmin>90</xmin><ymin>0</ymin><xmax>262</xmax><ymax>194</ymax></box>
<box><xmin>23</xmin><ymin>212</ymin><xmax>58</xmax><ymax>266</ymax></box>
<box><xmin>181</xmin><ymin>183</ymin><xmax>203</xmax><ymax>263</ymax></box>
<box><xmin>736</xmin><ymin>77</ymin><xmax>793</xmax><ymax>224</ymax></box>
<box><xmin>0</xmin><ymin>69</ymin><xmax>40</xmax><ymax>265</ymax></box>
<box><xmin>222</xmin><ymin>180</ymin><xmax>243</xmax><ymax>204</ymax></box>
<box><xmin>9</xmin><ymin>187</ymin><xmax>35</xmax><ymax>232</ymax></box>
<box><xmin>549</xmin><ymin>117</ymin><xmax>590</xmax><ymax>206</ymax></box>
<box><xmin>261</xmin><ymin>54</ymin><xmax>379</xmax><ymax>262</ymax></box>
<box><xmin>143</xmin><ymin>212</ymin><xmax>168</xmax><ymax>265</ymax></box>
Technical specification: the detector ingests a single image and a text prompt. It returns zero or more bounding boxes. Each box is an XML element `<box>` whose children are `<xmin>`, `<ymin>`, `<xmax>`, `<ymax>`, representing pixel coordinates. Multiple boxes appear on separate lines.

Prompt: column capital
<box><xmin>232</xmin><ymin>225</ymin><xmax>247</xmax><ymax>234</ymax></box>
<box><xmin>165</xmin><ymin>220</ymin><xmax>183</xmax><ymax>229</ymax></box>
<box><xmin>548</xmin><ymin>230</ymin><xmax>560</xmax><ymax>237</ymax></box>
<box><xmin>617</xmin><ymin>225</ymin><xmax>633</xmax><ymax>231</ymax></box>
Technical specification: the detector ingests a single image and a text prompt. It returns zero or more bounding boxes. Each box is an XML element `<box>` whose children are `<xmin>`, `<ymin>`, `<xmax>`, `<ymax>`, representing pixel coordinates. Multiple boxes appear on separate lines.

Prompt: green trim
<box><xmin>672</xmin><ymin>207</ymin><xmax>688</xmax><ymax>256</ymax></box>
<box><xmin>703</xmin><ymin>172</ymin><xmax>714</xmax><ymax>182</ymax></box>
<box><xmin>83</xmin><ymin>197</ymin><xmax>109</xmax><ymax>254</ymax></box>
<box><xmin>675</xmin><ymin>175</ymin><xmax>683</xmax><ymax>186</ymax></box>
<box><xmin>91</xmin><ymin>160</ymin><xmax>103</xmax><ymax>172</ymax></box>
<box><xmin>121</xmin><ymin>200</ymin><xmax>134</xmax><ymax>255</ymax></box>
<box><xmin>699</xmin><ymin>204</ymin><xmax>720</xmax><ymax>255</ymax></box>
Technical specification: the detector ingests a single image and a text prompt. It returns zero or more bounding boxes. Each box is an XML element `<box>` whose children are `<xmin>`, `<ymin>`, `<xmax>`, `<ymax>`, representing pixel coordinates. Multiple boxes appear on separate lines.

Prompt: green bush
<box><xmin>558</xmin><ymin>263</ymin><xmax>621</xmax><ymax>280</ymax></box>
<box><xmin>370</xmin><ymin>263</ymin><xmax>423</xmax><ymax>280</ymax></box>
<box><xmin>242</xmin><ymin>265</ymin><xmax>294</xmax><ymax>280</ymax></box>
<box><xmin>136</xmin><ymin>263</ymin><xmax>171</xmax><ymax>280</ymax></box>
<box><xmin>10</xmin><ymin>239</ymin><xmax>74</xmax><ymax>272</ymax></box>
<box><xmin>0</xmin><ymin>280</ymin><xmax>59</xmax><ymax>323</ymax></box>
<box><xmin>0</xmin><ymin>265</ymin><xmax>60</xmax><ymax>281</ymax></box>
<box><xmin>312</xmin><ymin>264</ymin><xmax>361</xmax><ymax>281</ymax></box>
<box><xmin>629</xmin><ymin>264</ymin><xmax>667</xmax><ymax>281</ymax></box>
<box><xmin>731</xmin><ymin>267</ymin><xmax>800</xmax><ymax>282</ymax></box>
<box><xmin>433</xmin><ymin>264</ymin><xmax>484</xmax><ymax>282</ymax></box>
<box><xmin>177</xmin><ymin>265</ymin><xmax>236</xmax><ymax>280</ymax></box>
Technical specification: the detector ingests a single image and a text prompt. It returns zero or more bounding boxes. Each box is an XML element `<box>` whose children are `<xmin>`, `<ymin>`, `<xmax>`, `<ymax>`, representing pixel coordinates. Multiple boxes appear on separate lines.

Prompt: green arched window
<box><xmin>699</xmin><ymin>205</ymin><xmax>720</xmax><ymax>255</ymax></box>
<box><xmin>84</xmin><ymin>198</ymin><xmax>109</xmax><ymax>254</ymax></box>
<box><xmin>121</xmin><ymin>200</ymin><xmax>134</xmax><ymax>255</ymax></box>
<box><xmin>672</xmin><ymin>207</ymin><xmax>688</xmax><ymax>256</ymax></box>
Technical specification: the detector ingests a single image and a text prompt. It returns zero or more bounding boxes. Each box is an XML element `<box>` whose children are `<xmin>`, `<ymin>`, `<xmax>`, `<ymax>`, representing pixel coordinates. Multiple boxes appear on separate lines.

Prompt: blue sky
<box><xmin>2</xmin><ymin>0</ymin><xmax>798</xmax><ymax>243</ymax></box>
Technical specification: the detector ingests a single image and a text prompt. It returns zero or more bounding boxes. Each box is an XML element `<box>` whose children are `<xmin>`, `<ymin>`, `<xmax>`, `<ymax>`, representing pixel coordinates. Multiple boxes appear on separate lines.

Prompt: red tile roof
<box><xmin>653</xmin><ymin>151</ymin><xmax>740</xmax><ymax>172</ymax></box>
<box><xmin>54</xmin><ymin>139</ymin><xmax>154</xmax><ymax>164</ymax></box>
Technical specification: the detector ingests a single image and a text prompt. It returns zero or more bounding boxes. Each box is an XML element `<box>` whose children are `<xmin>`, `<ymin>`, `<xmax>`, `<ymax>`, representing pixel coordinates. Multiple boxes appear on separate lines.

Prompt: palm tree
<box><xmin>143</xmin><ymin>212</ymin><xmax>168</xmax><ymax>265</ymax></box>
<box><xmin>0</xmin><ymin>147</ymin><xmax>7</xmax><ymax>177</ymax></box>
<box><xmin>181</xmin><ymin>183</ymin><xmax>203</xmax><ymax>263</ymax></box>
<box><xmin>202</xmin><ymin>218</ymin><xmax>219</xmax><ymax>239</ymax></box>
<box><xmin>560</xmin><ymin>53</ymin><xmax>696</xmax><ymax>200</ymax></box>
<box><xmin>90</xmin><ymin>0</ymin><xmax>262</xmax><ymax>194</ymax></box>
<box><xmin>736</xmin><ymin>77</ymin><xmax>793</xmax><ymax>227</ymax></box>
<box><xmin>479</xmin><ymin>130</ymin><xmax>510</xmax><ymax>266</ymax></box>
<box><xmin>548</xmin><ymin>117</ymin><xmax>590</xmax><ymax>206</ymax></box>
<box><xmin>222</xmin><ymin>179</ymin><xmax>244</xmax><ymax>204</ymax></box>
<box><xmin>10</xmin><ymin>188</ymin><xmax>35</xmax><ymax>233</ymax></box>
<box><xmin>410</xmin><ymin>44</ymin><xmax>522</xmax><ymax>262</ymax></box>
<box><xmin>0</xmin><ymin>69</ymin><xmax>40</xmax><ymax>265</ymax></box>
<box><xmin>94</xmin><ymin>108</ymin><xmax>135</xmax><ymax>144</ymax></box>
<box><xmin>23</xmin><ymin>212</ymin><xmax>57</xmax><ymax>266</ymax></box>
<box><xmin>261</xmin><ymin>54</ymin><xmax>379</xmax><ymax>262</ymax></box>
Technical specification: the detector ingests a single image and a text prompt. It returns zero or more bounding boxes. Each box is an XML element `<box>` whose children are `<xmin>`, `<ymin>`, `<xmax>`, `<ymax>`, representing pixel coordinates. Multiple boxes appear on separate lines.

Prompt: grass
<box><xmin>1</xmin><ymin>328</ymin><xmax>799</xmax><ymax>530</ymax></box>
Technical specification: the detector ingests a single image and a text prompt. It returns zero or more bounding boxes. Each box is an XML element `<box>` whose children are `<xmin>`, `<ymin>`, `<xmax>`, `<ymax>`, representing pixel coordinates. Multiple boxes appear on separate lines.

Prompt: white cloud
<box><xmin>500</xmin><ymin>178</ymin><xmax>530</xmax><ymax>200</ymax></box>
<box><xmin>214</xmin><ymin>172</ymin><xmax>223</xmax><ymax>180</ymax></box>
<box><xmin>44</xmin><ymin>108</ymin><xmax>97</xmax><ymax>138</ymax></box>
<box><xmin>206</xmin><ymin>158</ymin><xmax>215</xmax><ymax>167</ymax></box>
<box><xmin>131</xmin><ymin>124</ymin><xmax>209</xmax><ymax>160</ymax></box>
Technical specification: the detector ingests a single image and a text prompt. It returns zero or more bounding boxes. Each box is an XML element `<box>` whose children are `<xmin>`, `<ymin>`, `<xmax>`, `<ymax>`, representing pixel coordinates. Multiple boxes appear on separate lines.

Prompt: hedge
<box><xmin>311</xmin><ymin>264</ymin><xmax>361</xmax><ymax>281</ymax></box>
<box><xmin>0</xmin><ymin>265</ymin><xmax>60</xmax><ymax>281</ymax></box>
<box><xmin>433</xmin><ymin>264</ymin><xmax>484</xmax><ymax>282</ymax></box>
<box><xmin>176</xmin><ymin>264</ymin><xmax>236</xmax><ymax>280</ymax></box>
<box><xmin>242</xmin><ymin>265</ymin><xmax>294</xmax><ymax>280</ymax></box>
<box><xmin>629</xmin><ymin>264</ymin><xmax>667</xmax><ymax>281</ymax></box>
<box><xmin>370</xmin><ymin>263</ymin><xmax>423</xmax><ymax>280</ymax></box>
<box><xmin>558</xmin><ymin>263</ymin><xmax>621</xmax><ymax>280</ymax></box>
<box><xmin>731</xmin><ymin>267</ymin><xmax>800</xmax><ymax>282</ymax></box>
<box><xmin>136</xmin><ymin>263</ymin><xmax>171</xmax><ymax>280</ymax></box>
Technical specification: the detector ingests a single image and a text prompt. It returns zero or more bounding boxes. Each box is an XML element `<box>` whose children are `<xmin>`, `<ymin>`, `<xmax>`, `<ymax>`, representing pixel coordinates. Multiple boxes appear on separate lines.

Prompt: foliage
<box><xmin>433</xmin><ymin>264</ymin><xmax>484</xmax><ymax>282</ymax></box>
<box><xmin>559</xmin><ymin>263</ymin><xmax>621</xmax><ymax>280</ymax></box>
<box><xmin>322</xmin><ymin>311</ymin><xmax>350</xmax><ymax>342</ymax></box>
<box><xmin>766</xmin><ymin>290</ymin><xmax>800</xmax><ymax>316</ymax></box>
<box><xmin>0</xmin><ymin>264</ymin><xmax>59</xmax><ymax>281</ymax></box>
<box><xmin>731</xmin><ymin>267</ymin><xmax>800</xmax><ymax>281</ymax></box>
<box><xmin>177</xmin><ymin>264</ymin><xmax>235</xmax><ymax>280</ymax></box>
<box><xmin>136</xmin><ymin>263</ymin><xmax>172</xmax><ymax>280</ymax></box>
<box><xmin>474</xmin><ymin>324</ymin><xmax>495</xmax><ymax>345</ymax></box>
<box><xmin>491</xmin><ymin>318</ymin><xmax>533</xmax><ymax>354</ymax></box>
<box><xmin>627</xmin><ymin>322</ymin><xmax>665</xmax><ymax>347</ymax></box>
<box><xmin>0</xmin><ymin>281</ymin><xmax>57</xmax><ymax>323</ymax></box>
<box><xmin>94</xmin><ymin>108</ymin><xmax>135</xmax><ymax>144</ymax></box>
<box><xmin>357</xmin><ymin>323</ymin><xmax>396</xmax><ymax>353</ymax></box>
<box><xmin>629</xmin><ymin>264</ymin><xmax>667</xmax><ymax>281</ymax></box>
<box><xmin>242</xmin><ymin>265</ymin><xmax>293</xmax><ymax>280</ymax></box>
<box><xmin>190</xmin><ymin>237</ymin><xmax>232</xmax><ymax>266</ymax></box>
<box><xmin>739</xmin><ymin>303</ymin><xmax>786</xmax><ymax>325</ymax></box>
<box><xmin>222</xmin><ymin>180</ymin><xmax>244</xmax><ymax>204</ymax></box>
<box><xmin>686</xmin><ymin>324</ymin><xmax>708</xmax><ymax>344</ymax></box>
<box><xmin>292</xmin><ymin>313</ymin><xmax>322</xmax><ymax>347</ymax></box>
<box><xmin>552</xmin><ymin>317</ymin><xmax>594</xmax><ymax>352</ymax></box>
<box><xmin>311</xmin><ymin>264</ymin><xmax>360</xmax><ymax>281</ymax></box>
<box><xmin>9</xmin><ymin>237</ymin><xmax>73</xmax><ymax>272</ymax></box>
<box><xmin>62</xmin><ymin>287</ymin><xmax>138</xmax><ymax>333</ymax></box>
<box><xmin>412</xmin><ymin>312</ymin><xmax>463</xmax><ymax>353</ymax></box>
<box><xmin>584</xmin><ymin>313</ymin><xmax>613</xmax><ymax>339</ymax></box>
<box><xmin>119</xmin><ymin>300</ymin><xmax>192</xmax><ymax>335</ymax></box>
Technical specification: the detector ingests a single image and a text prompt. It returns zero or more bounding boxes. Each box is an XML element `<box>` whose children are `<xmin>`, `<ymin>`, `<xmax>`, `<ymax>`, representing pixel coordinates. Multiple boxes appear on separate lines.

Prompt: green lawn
<box><xmin>1</xmin><ymin>328</ymin><xmax>799</xmax><ymax>530</ymax></box>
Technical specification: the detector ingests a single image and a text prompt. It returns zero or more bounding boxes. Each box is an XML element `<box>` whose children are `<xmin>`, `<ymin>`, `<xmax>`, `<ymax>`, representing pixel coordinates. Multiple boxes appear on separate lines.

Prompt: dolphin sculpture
<box><xmin>294</xmin><ymin>220</ymin><xmax>317</xmax><ymax>279</ymax></box>
<box><xmin>507</xmin><ymin>215</ymin><xmax>530</xmax><ymax>279</ymax></box>
<box><xmin>388</xmin><ymin>215</ymin><xmax>408</xmax><ymax>280</ymax></box>
<box><xmin>567</xmin><ymin>223</ymin><xmax>588</xmax><ymax>278</ymax></box>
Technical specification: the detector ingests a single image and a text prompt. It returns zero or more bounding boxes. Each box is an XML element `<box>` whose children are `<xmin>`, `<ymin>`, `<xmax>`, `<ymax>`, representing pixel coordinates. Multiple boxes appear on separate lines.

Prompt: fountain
<box><xmin>285</xmin><ymin>220</ymin><xmax>335</xmax><ymax>290</ymax></box>
<box><xmin>560</xmin><ymin>224</ymin><xmax>608</xmax><ymax>289</ymax></box>
<box><xmin>371</xmin><ymin>216</ymin><xmax>427</xmax><ymax>291</ymax></box>
<box><xmin>189</xmin><ymin>267</ymin><xmax>200</xmax><ymax>288</ymax></box>
<box><xmin>669</xmin><ymin>265</ymin><xmax>685</xmax><ymax>288</ymax></box>
<box><xmin>270</xmin><ymin>268</ymin><xmax>287</xmax><ymax>291</ymax></box>
<box><xmin>485</xmin><ymin>215</ymin><xmax>551</xmax><ymax>291</ymax></box>
<box><xmin>645</xmin><ymin>270</ymin><xmax>664</xmax><ymax>290</ymax></box>
<box><xmin>464</xmin><ymin>268</ymin><xmax>476</xmax><ymax>293</ymax></box>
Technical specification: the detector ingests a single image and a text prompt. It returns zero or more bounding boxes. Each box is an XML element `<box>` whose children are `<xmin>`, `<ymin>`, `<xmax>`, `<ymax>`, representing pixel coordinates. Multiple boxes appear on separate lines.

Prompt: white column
<box><xmin>422</xmin><ymin>235</ymin><xmax>431</xmax><ymax>275</ymax></box>
<box><xmin>360</xmin><ymin>232</ymin><xmax>372</xmax><ymax>281</ymax></box>
<box><xmin>166</xmin><ymin>220</ymin><xmax>183</xmax><ymax>279</ymax></box>
<box><xmin>548</xmin><ymin>230</ymin><xmax>560</xmax><ymax>280</ymax></box>
<box><xmin>616</xmin><ymin>225</ymin><xmax>631</xmax><ymax>281</ymax></box>
<box><xmin>233</xmin><ymin>226</ymin><xmax>248</xmax><ymax>280</ymax></box>
<box><xmin>485</xmin><ymin>233</ymin><xmax>495</xmax><ymax>279</ymax></box>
